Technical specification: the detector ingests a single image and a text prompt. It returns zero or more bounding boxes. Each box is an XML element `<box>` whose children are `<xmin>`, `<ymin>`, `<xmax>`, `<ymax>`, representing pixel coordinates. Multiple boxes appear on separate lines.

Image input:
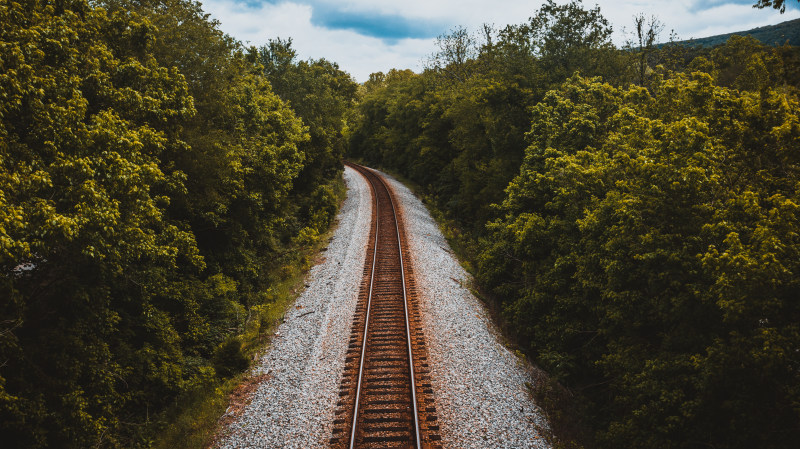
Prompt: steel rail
<box><xmin>381</xmin><ymin>171</ymin><xmax>423</xmax><ymax>449</ymax></box>
<box><xmin>348</xmin><ymin>165</ymin><xmax>380</xmax><ymax>449</ymax></box>
<box><xmin>346</xmin><ymin>163</ymin><xmax>422</xmax><ymax>448</ymax></box>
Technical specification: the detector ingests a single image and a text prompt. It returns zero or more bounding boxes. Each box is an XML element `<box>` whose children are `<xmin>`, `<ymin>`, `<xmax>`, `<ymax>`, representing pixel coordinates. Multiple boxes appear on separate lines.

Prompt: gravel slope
<box><xmin>382</xmin><ymin>171</ymin><xmax>551</xmax><ymax>449</ymax></box>
<box><xmin>216</xmin><ymin>166</ymin><xmax>371</xmax><ymax>449</ymax></box>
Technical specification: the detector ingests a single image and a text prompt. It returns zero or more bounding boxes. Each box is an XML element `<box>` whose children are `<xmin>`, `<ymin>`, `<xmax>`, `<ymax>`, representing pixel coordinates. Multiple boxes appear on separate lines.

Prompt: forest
<box><xmin>0</xmin><ymin>0</ymin><xmax>356</xmax><ymax>447</ymax></box>
<box><xmin>2</xmin><ymin>0</ymin><xmax>800</xmax><ymax>448</ymax></box>
<box><xmin>348</xmin><ymin>1</ymin><xmax>800</xmax><ymax>448</ymax></box>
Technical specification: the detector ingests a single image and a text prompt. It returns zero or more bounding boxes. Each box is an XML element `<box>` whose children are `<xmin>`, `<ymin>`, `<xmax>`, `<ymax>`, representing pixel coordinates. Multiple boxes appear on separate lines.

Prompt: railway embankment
<box><xmin>214</xmin><ymin>166</ymin><xmax>550</xmax><ymax>448</ymax></box>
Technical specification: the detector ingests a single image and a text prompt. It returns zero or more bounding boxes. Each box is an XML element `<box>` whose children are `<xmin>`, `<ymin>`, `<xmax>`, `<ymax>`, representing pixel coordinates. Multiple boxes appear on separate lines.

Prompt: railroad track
<box><xmin>330</xmin><ymin>163</ymin><xmax>441</xmax><ymax>449</ymax></box>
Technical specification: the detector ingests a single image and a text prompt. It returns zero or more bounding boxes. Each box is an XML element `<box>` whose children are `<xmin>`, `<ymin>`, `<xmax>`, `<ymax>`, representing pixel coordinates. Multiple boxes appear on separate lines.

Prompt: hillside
<box><xmin>675</xmin><ymin>17</ymin><xmax>800</xmax><ymax>47</ymax></box>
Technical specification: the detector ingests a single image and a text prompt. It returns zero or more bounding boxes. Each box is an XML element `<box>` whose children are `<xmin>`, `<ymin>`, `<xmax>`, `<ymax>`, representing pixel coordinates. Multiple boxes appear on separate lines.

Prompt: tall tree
<box><xmin>627</xmin><ymin>13</ymin><xmax>664</xmax><ymax>86</ymax></box>
<box><xmin>258</xmin><ymin>38</ymin><xmax>358</xmax><ymax>237</ymax></box>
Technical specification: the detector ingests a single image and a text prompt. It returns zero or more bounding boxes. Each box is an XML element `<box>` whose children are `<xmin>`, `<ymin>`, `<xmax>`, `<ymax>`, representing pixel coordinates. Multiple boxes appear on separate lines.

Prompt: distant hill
<box><xmin>670</xmin><ymin>18</ymin><xmax>800</xmax><ymax>47</ymax></box>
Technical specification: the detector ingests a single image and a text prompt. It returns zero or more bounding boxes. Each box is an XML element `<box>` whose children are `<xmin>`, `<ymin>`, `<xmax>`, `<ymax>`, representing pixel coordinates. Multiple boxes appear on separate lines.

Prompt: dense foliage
<box><xmin>0</xmin><ymin>0</ymin><xmax>355</xmax><ymax>447</ymax></box>
<box><xmin>348</xmin><ymin>1</ymin><xmax>800</xmax><ymax>447</ymax></box>
<box><xmin>258</xmin><ymin>37</ymin><xmax>358</xmax><ymax>239</ymax></box>
<box><xmin>349</xmin><ymin>1</ymin><xmax>625</xmax><ymax>231</ymax></box>
<box><xmin>481</xmin><ymin>72</ymin><xmax>800</xmax><ymax>448</ymax></box>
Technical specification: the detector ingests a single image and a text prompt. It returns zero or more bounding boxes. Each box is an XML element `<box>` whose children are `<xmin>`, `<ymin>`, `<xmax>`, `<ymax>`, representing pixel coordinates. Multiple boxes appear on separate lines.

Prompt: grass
<box><xmin>150</xmin><ymin>176</ymin><xmax>347</xmax><ymax>449</ymax></box>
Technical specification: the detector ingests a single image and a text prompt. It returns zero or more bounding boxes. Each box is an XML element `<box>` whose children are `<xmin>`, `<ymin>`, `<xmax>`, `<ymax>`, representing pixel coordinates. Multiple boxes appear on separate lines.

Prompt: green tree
<box><xmin>1</xmin><ymin>1</ymin><xmax>312</xmax><ymax>447</ymax></box>
<box><xmin>528</xmin><ymin>0</ymin><xmax>616</xmax><ymax>83</ymax></box>
<box><xmin>1</xmin><ymin>0</ymin><xmax>203</xmax><ymax>445</ymax></box>
<box><xmin>348</xmin><ymin>0</ymin><xmax>622</xmax><ymax>231</ymax></box>
<box><xmin>478</xmin><ymin>72</ymin><xmax>800</xmax><ymax>448</ymax></box>
<box><xmin>258</xmin><ymin>38</ymin><xmax>358</xmax><ymax>237</ymax></box>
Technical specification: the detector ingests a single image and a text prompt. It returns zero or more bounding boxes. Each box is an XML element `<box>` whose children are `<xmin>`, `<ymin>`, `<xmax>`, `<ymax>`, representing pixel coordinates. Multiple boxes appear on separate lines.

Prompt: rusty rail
<box><xmin>330</xmin><ymin>163</ymin><xmax>441</xmax><ymax>449</ymax></box>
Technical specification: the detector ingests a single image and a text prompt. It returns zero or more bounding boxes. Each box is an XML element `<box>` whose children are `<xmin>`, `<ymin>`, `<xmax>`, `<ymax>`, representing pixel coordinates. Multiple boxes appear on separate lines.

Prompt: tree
<box><xmin>478</xmin><ymin>72</ymin><xmax>800</xmax><ymax>448</ymax></box>
<box><xmin>258</xmin><ymin>38</ymin><xmax>358</xmax><ymax>237</ymax></box>
<box><xmin>754</xmin><ymin>0</ymin><xmax>799</xmax><ymax>13</ymax></box>
<box><xmin>426</xmin><ymin>26</ymin><xmax>478</xmax><ymax>83</ymax></box>
<box><xmin>529</xmin><ymin>0</ymin><xmax>615</xmax><ymax>82</ymax></box>
<box><xmin>626</xmin><ymin>14</ymin><xmax>664</xmax><ymax>86</ymax></box>
<box><xmin>1</xmin><ymin>1</ymin><xmax>313</xmax><ymax>447</ymax></box>
<box><xmin>1</xmin><ymin>1</ymin><xmax>203</xmax><ymax>445</ymax></box>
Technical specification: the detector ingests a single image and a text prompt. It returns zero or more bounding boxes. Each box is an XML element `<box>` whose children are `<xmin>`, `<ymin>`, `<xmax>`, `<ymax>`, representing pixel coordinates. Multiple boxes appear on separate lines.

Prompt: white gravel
<box><xmin>216</xmin><ymin>166</ymin><xmax>551</xmax><ymax>449</ymax></box>
<box><xmin>382</xmin><ymin>171</ymin><xmax>551</xmax><ymax>449</ymax></box>
<box><xmin>215</xmin><ymin>166</ymin><xmax>371</xmax><ymax>449</ymax></box>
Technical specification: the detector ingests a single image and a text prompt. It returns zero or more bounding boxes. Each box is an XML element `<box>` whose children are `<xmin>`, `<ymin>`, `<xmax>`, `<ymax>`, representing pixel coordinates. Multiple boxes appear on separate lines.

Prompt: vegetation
<box><xmin>3</xmin><ymin>0</ymin><xmax>800</xmax><ymax>447</ymax></box>
<box><xmin>348</xmin><ymin>1</ymin><xmax>800</xmax><ymax>447</ymax></box>
<box><xmin>755</xmin><ymin>0</ymin><xmax>800</xmax><ymax>13</ymax></box>
<box><xmin>0</xmin><ymin>0</ymin><xmax>355</xmax><ymax>447</ymax></box>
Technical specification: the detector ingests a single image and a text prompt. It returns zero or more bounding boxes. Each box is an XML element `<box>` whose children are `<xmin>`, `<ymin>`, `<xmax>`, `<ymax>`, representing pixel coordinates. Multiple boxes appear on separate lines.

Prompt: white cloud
<box><xmin>200</xmin><ymin>0</ymin><xmax>438</xmax><ymax>81</ymax></box>
<box><xmin>199</xmin><ymin>0</ymin><xmax>800</xmax><ymax>82</ymax></box>
<box><xmin>309</xmin><ymin>0</ymin><xmax>539</xmax><ymax>23</ymax></box>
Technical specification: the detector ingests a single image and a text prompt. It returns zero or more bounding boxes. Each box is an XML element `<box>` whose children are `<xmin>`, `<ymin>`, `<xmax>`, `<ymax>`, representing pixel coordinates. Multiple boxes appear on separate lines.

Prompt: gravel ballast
<box><xmin>216</xmin><ymin>166</ymin><xmax>551</xmax><ymax>448</ymax></box>
<box><xmin>216</xmin><ymin>166</ymin><xmax>371</xmax><ymax>449</ymax></box>
<box><xmin>383</xmin><ymin>172</ymin><xmax>551</xmax><ymax>449</ymax></box>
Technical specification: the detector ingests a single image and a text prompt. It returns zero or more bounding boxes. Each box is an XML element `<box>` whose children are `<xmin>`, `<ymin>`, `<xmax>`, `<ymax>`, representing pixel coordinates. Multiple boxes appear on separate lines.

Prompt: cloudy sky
<box><xmin>199</xmin><ymin>0</ymin><xmax>800</xmax><ymax>82</ymax></box>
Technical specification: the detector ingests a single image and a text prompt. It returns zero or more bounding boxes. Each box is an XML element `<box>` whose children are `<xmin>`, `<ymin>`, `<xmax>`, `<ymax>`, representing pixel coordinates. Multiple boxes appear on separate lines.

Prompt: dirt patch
<box><xmin>207</xmin><ymin>372</ymin><xmax>272</xmax><ymax>448</ymax></box>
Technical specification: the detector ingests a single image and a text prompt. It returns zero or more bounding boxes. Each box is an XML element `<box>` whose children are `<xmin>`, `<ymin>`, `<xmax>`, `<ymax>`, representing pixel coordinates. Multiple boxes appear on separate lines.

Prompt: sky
<box><xmin>199</xmin><ymin>0</ymin><xmax>800</xmax><ymax>82</ymax></box>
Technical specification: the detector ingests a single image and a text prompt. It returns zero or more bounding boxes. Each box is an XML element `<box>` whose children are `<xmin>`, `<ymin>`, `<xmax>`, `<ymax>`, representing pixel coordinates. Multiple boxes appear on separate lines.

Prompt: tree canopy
<box><xmin>0</xmin><ymin>0</ymin><xmax>355</xmax><ymax>447</ymax></box>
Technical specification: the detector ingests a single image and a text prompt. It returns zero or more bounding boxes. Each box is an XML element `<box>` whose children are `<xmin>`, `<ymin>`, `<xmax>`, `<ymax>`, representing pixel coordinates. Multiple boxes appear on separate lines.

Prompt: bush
<box><xmin>212</xmin><ymin>338</ymin><xmax>250</xmax><ymax>379</ymax></box>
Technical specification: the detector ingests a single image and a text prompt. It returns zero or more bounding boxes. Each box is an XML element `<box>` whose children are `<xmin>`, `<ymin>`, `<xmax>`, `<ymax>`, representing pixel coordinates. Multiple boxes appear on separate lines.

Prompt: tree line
<box><xmin>0</xmin><ymin>0</ymin><xmax>356</xmax><ymax>447</ymax></box>
<box><xmin>347</xmin><ymin>1</ymin><xmax>800</xmax><ymax>447</ymax></box>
